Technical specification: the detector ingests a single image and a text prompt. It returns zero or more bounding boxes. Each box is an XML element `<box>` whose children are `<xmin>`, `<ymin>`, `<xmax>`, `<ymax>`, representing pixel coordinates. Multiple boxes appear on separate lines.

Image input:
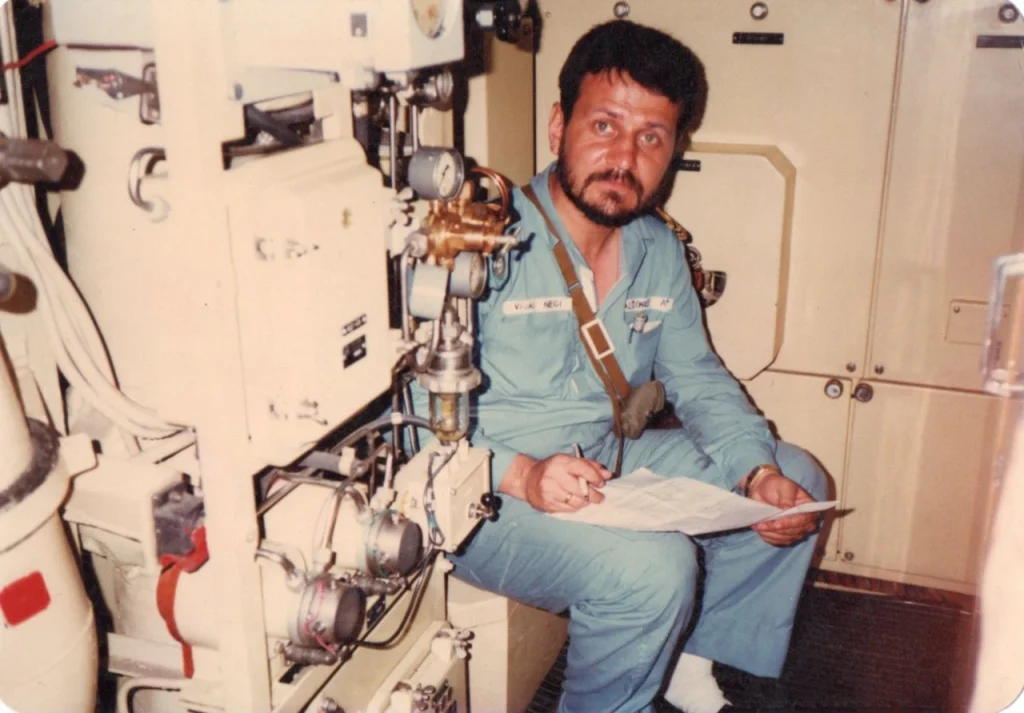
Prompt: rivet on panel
<box><xmin>613</xmin><ymin>1</ymin><xmax>630</xmax><ymax>19</ymax></box>
<box><xmin>750</xmin><ymin>2</ymin><xmax>769</xmax><ymax>20</ymax></box>
<box><xmin>824</xmin><ymin>379</ymin><xmax>844</xmax><ymax>399</ymax></box>
<box><xmin>845</xmin><ymin>362</ymin><xmax>857</xmax><ymax>373</ymax></box>
<box><xmin>873</xmin><ymin>364</ymin><xmax>884</xmax><ymax>375</ymax></box>
<box><xmin>843</xmin><ymin>551</ymin><xmax>855</xmax><ymax>562</ymax></box>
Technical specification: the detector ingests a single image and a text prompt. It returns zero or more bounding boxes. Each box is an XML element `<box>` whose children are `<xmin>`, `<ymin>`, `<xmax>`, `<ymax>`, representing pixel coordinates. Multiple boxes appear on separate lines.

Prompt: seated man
<box><xmin>448</xmin><ymin>19</ymin><xmax>827</xmax><ymax>713</ymax></box>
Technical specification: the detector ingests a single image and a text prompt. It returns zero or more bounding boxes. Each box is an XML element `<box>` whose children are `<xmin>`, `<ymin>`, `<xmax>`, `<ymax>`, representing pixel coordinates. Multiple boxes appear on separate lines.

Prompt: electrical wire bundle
<box><xmin>0</xmin><ymin>9</ymin><xmax>186</xmax><ymax>449</ymax></box>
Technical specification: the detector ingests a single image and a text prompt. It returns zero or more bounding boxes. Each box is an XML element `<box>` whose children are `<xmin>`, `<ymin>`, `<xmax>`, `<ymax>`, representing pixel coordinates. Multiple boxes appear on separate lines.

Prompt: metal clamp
<box><xmin>581</xmin><ymin>318</ymin><xmax>615</xmax><ymax>360</ymax></box>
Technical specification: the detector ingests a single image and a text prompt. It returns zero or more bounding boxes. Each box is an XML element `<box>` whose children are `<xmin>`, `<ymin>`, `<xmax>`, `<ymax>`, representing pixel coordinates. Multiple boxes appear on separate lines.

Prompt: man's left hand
<box><xmin>746</xmin><ymin>470</ymin><xmax>819</xmax><ymax>547</ymax></box>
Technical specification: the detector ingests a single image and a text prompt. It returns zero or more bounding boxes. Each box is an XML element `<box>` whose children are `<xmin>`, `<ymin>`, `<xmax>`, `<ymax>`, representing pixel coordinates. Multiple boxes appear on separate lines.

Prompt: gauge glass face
<box><xmin>411</xmin><ymin>0</ymin><xmax>447</xmax><ymax>39</ymax></box>
<box><xmin>433</xmin><ymin>151</ymin><xmax>464</xmax><ymax>200</ymax></box>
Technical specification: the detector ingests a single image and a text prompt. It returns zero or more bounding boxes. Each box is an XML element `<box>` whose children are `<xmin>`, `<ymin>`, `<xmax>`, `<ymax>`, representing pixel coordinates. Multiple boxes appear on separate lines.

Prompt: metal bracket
<box><xmin>74</xmin><ymin>64</ymin><xmax>160</xmax><ymax>124</ymax></box>
<box><xmin>151</xmin><ymin>481</ymin><xmax>204</xmax><ymax>559</ymax></box>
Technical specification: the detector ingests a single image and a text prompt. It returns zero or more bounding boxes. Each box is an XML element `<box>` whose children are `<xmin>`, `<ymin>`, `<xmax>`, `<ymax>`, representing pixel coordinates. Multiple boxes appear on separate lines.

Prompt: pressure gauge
<box><xmin>407</xmin><ymin>147</ymin><xmax>465</xmax><ymax>201</ymax></box>
<box><xmin>411</xmin><ymin>0</ymin><xmax>448</xmax><ymax>38</ymax></box>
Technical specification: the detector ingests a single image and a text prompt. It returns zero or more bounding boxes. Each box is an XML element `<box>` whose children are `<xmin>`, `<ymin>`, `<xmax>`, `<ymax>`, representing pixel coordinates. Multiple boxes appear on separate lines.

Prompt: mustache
<box><xmin>582</xmin><ymin>169</ymin><xmax>643</xmax><ymax>198</ymax></box>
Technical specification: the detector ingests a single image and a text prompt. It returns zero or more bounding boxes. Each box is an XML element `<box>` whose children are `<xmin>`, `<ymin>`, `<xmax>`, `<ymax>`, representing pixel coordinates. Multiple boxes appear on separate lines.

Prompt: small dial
<box><xmin>433</xmin><ymin>150</ymin><xmax>463</xmax><ymax>200</ymax></box>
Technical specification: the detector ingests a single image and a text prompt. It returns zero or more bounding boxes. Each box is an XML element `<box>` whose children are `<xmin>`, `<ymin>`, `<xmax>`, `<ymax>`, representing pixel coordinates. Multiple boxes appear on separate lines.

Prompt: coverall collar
<box><xmin>528</xmin><ymin>162</ymin><xmax>652</xmax><ymax>289</ymax></box>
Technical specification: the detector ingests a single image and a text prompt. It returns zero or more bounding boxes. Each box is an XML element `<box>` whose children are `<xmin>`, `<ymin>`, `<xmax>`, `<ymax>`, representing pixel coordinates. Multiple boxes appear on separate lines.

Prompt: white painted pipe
<box><xmin>0</xmin><ymin>354</ymin><xmax>33</xmax><ymax>491</ymax></box>
<box><xmin>0</xmin><ymin>514</ymin><xmax>98</xmax><ymax>713</ymax></box>
<box><xmin>0</xmin><ymin>336</ymin><xmax>97</xmax><ymax>713</ymax></box>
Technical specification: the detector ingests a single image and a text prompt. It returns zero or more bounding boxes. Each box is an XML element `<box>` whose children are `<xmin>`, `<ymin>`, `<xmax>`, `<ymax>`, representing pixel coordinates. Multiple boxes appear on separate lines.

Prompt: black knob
<box><xmin>852</xmin><ymin>383</ymin><xmax>874</xmax><ymax>403</ymax></box>
<box><xmin>480</xmin><ymin>493</ymin><xmax>500</xmax><ymax>521</ymax></box>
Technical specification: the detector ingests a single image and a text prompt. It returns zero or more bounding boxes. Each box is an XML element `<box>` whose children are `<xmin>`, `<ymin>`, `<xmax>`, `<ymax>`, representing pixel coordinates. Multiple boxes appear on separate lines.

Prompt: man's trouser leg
<box><xmin>449</xmin><ymin>497</ymin><xmax>700</xmax><ymax>713</ymax></box>
<box><xmin>616</xmin><ymin>434</ymin><xmax>829</xmax><ymax>678</ymax></box>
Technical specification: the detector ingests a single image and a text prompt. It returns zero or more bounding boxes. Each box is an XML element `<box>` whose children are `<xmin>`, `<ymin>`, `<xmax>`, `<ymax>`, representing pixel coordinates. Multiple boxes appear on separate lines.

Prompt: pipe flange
<box><xmin>0</xmin><ymin>419</ymin><xmax>59</xmax><ymax>514</ymax></box>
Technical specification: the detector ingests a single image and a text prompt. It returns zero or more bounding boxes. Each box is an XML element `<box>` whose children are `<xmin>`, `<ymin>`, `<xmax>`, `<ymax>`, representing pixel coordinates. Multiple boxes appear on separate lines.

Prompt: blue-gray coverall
<box><xmin>448</xmin><ymin>164</ymin><xmax>827</xmax><ymax>713</ymax></box>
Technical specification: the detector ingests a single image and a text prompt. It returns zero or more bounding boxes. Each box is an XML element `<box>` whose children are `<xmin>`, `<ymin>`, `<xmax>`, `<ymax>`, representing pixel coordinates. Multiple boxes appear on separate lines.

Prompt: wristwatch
<box><xmin>743</xmin><ymin>464</ymin><xmax>780</xmax><ymax>498</ymax></box>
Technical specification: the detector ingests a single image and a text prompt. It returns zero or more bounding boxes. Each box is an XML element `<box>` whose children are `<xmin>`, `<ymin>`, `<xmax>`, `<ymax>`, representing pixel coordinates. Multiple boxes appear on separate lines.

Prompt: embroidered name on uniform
<box><xmin>503</xmin><ymin>297</ymin><xmax>573</xmax><ymax>315</ymax></box>
<box><xmin>625</xmin><ymin>297</ymin><xmax>674</xmax><ymax>312</ymax></box>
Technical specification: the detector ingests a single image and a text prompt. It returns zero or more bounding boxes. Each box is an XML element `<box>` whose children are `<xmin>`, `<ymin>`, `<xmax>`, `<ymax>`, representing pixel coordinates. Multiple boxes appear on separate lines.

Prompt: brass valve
<box><xmin>420</xmin><ymin>167</ymin><xmax>518</xmax><ymax>269</ymax></box>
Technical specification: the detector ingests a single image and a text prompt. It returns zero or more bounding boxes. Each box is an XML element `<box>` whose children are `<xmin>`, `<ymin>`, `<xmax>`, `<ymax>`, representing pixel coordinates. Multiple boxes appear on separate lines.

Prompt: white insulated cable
<box><xmin>0</xmin><ymin>7</ymin><xmax>184</xmax><ymax>439</ymax></box>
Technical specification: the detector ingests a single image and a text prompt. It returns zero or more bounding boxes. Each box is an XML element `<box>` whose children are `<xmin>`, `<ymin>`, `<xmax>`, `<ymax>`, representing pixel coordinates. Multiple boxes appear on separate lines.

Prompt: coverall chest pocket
<box><xmin>487</xmin><ymin>309</ymin><xmax>575</xmax><ymax>396</ymax></box>
<box><xmin>622</xmin><ymin>312</ymin><xmax>662</xmax><ymax>380</ymax></box>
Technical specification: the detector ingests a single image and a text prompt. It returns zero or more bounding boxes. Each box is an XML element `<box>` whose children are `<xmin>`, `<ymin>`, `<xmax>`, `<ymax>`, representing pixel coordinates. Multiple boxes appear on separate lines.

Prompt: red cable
<box><xmin>2</xmin><ymin>39</ymin><xmax>58</xmax><ymax>72</ymax></box>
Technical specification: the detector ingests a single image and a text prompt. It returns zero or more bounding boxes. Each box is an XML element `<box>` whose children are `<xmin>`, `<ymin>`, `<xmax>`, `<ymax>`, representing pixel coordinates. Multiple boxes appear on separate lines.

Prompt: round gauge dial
<box><xmin>432</xmin><ymin>150</ymin><xmax>464</xmax><ymax>200</ymax></box>
<box><xmin>411</xmin><ymin>0</ymin><xmax>448</xmax><ymax>39</ymax></box>
<box><xmin>408</xmin><ymin>148</ymin><xmax>465</xmax><ymax>201</ymax></box>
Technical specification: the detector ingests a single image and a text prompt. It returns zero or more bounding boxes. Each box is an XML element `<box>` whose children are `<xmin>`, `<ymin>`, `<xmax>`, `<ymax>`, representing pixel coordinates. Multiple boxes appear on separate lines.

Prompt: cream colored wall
<box><xmin>463</xmin><ymin>34</ymin><xmax>536</xmax><ymax>186</ymax></box>
<box><xmin>530</xmin><ymin>0</ymin><xmax>1024</xmax><ymax>593</ymax></box>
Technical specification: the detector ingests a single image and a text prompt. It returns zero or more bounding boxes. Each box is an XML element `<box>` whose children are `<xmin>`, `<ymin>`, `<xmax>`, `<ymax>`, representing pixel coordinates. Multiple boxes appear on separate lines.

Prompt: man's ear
<box><xmin>548</xmin><ymin>102</ymin><xmax>565</xmax><ymax>156</ymax></box>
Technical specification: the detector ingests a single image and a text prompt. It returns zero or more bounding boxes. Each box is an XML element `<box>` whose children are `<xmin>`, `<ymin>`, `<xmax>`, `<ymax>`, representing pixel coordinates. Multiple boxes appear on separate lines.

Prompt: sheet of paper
<box><xmin>551</xmin><ymin>468</ymin><xmax>837</xmax><ymax>536</ymax></box>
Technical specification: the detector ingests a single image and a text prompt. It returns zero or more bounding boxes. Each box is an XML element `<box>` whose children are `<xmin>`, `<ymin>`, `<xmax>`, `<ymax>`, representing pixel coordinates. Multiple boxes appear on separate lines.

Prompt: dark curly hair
<box><xmin>558</xmin><ymin>20</ymin><xmax>707</xmax><ymax>139</ymax></box>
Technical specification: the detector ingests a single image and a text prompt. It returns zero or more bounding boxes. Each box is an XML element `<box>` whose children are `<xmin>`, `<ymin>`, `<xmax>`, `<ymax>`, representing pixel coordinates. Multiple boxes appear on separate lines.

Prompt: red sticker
<box><xmin>0</xmin><ymin>571</ymin><xmax>51</xmax><ymax>626</ymax></box>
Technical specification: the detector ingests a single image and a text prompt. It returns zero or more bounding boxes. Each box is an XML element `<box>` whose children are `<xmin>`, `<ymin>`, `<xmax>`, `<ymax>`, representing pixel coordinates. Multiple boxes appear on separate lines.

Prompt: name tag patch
<box><xmin>503</xmin><ymin>297</ymin><xmax>572</xmax><ymax>315</ymax></box>
<box><xmin>625</xmin><ymin>297</ymin><xmax>674</xmax><ymax>313</ymax></box>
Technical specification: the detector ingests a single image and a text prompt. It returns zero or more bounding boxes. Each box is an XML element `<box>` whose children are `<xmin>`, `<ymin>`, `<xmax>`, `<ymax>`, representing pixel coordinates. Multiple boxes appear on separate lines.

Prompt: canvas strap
<box><xmin>521</xmin><ymin>184</ymin><xmax>628</xmax><ymax>475</ymax></box>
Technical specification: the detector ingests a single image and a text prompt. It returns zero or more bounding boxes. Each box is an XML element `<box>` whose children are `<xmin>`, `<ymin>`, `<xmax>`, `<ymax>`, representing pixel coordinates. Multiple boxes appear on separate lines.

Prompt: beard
<box><xmin>555</xmin><ymin>147</ymin><xmax>658</xmax><ymax>228</ymax></box>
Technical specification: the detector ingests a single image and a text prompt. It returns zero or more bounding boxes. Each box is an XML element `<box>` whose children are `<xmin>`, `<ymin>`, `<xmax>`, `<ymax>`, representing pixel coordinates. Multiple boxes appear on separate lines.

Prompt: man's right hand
<box><xmin>500</xmin><ymin>453</ymin><xmax>613</xmax><ymax>513</ymax></box>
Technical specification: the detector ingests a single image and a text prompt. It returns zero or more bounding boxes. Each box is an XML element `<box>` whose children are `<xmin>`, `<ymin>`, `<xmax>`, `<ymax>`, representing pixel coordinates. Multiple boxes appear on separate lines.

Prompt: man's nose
<box><xmin>606</xmin><ymin>134</ymin><xmax>638</xmax><ymax>170</ymax></box>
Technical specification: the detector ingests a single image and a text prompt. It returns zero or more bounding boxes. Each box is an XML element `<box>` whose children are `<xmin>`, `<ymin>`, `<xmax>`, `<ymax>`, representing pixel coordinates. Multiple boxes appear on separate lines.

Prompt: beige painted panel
<box><xmin>669</xmin><ymin>145</ymin><xmax>793</xmax><ymax>380</ymax></box>
<box><xmin>868</xmin><ymin>0</ymin><xmax>1024</xmax><ymax>391</ymax></box>
<box><xmin>743</xmin><ymin>370</ymin><xmax>853</xmax><ymax>563</ymax></box>
<box><xmin>225</xmin><ymin>142</ymin><xmax>394</xmax><ymax>466</ymax></box>
<box><xmin>463</xmin><ymin>35</ymin><xmax>536</xmax><ymax>186</ymax></box>
<box><xmin>535</xmin><ymin>0</ymin><xmax>901</xmax><ymax>377</ymax></box>
<box><xmin>840</xmin><ymin>382</ymin><xmax>998</xmax><ymax>587</ymax></box>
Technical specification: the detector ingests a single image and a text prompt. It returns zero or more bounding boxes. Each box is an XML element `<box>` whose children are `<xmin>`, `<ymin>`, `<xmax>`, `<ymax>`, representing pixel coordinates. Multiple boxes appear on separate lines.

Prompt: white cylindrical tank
<box><xmin>0</xmin><ymin>338</ymin><xmax>97</xmax><ymax>713</ymax></box>
<box><xmin>0</xmin><ymin>352</ymin><xmax>33</xmax><ymax>490</ymax></box>
<box><xmin>0</xmin><ymin>514</ymin><xmax>98</xmax><ymax>713</ymax></box>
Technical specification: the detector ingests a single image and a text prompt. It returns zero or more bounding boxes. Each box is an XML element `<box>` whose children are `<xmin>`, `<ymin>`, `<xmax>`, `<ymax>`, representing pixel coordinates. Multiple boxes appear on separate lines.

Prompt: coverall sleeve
<box><xmin>653</xmin><ymin>238</ymin><xmax>778</xmax><ymax>487</ymax></box>
<box><xmin>467</xmin><ymin>255</ymin><xmax>525</xmax><ymax>492</ymax></box>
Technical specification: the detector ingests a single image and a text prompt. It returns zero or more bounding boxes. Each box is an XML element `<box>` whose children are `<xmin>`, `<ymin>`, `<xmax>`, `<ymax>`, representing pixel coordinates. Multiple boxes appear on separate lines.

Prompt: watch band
<box><xmin>743</xmin><ymin>464</ymin><xmax>780</xmax><ymax>498</ymax></box>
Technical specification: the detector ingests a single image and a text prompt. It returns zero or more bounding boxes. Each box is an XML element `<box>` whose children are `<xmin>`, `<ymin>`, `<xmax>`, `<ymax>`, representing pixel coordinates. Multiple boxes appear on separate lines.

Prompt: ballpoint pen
<box><xmin>572</xmin><ymin>443</ymin><xmax>590</xmax><ymax>499</ymax></box>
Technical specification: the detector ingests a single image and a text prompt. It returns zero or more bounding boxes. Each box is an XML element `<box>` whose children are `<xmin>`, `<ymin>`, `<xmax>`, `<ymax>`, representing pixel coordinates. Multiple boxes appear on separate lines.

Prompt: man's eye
<box><xmin>595</xmin><ymin>121</ymin><xmax>612</xmax><ymax>134</ymax></box>
<box><xmin>641</xmin><ymin>133</ymin><xmax>661</xmax><ymax>146</ymax></box>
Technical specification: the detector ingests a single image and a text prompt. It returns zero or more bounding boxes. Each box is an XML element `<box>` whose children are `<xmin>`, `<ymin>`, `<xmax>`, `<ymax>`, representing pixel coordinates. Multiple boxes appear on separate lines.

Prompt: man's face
<box><xmin>550</xmin><ymin>71</ymin><xmax>682</xmax><ymax>227</ymax></box>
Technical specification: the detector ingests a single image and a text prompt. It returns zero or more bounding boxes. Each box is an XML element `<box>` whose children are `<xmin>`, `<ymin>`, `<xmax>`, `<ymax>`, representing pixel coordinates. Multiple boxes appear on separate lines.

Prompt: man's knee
<box><xmin>776</xmin><ymin>442</ymin><xmax>829</xmax><ymax>501</ymax></box>
<box><xmin>609</xmin><ymin>533</ymin><xmax>700</xmax><ymax>615</ymax></box>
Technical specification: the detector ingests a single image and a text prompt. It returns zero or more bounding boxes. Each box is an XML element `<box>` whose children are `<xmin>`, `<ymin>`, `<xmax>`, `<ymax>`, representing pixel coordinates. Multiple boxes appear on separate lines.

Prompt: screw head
<box><xmin>874</xmin><ymin>365</ymin><xmax>885</xmax><ymax>375</ymax></box>
<box><xmin>845</xmin><ymin>362</ymin><xmax>857</xmax><ymax>373</ymax></box>
<box><xmin>613</xmin><ymin>1</ymin><xmax>630</xmax><ymax>18</ymax></box>
<box><xmin>843</xmin><ymin>551</ymin><xmax>855</xmax><ymax>562</ymax></box>
<box><xmin>1000</xmin><ymin>2</ymin><xmax>1020</xmax><ymax>22</ymax></box>
<box><xmin>750</xmin><ymin>2</ymin><xmax>769</xmax><ymax>20</ymax></box>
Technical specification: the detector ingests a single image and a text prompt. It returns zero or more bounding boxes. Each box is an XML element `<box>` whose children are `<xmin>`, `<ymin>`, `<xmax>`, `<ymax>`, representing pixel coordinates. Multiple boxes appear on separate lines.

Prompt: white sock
<box><xmin>663</xmin><ymin>653</ymin><xmax>731</xmax><ymax>713</ymax></box>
